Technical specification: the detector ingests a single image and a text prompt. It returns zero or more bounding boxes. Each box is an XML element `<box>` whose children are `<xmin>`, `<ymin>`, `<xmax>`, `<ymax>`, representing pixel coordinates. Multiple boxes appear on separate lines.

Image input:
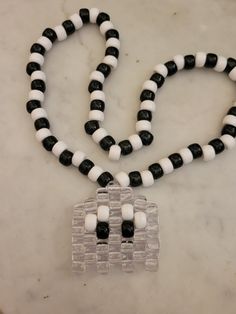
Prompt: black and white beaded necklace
<box><xmin>26</xmin><ymin>8</ymin><xmax>236</xmax><ymax>273</ymax></box>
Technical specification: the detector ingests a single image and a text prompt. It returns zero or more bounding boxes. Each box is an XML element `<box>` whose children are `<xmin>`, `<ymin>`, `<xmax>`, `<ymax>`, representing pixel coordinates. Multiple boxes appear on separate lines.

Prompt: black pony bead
<box><xmin>122</xmin><ymin>221</ymin><xmax>134</xmax><ymax>238</ymax></box>
<box><xmin>224</xmin><ymin>58</ymin><xmax>236</xmax><ymax>74</ymax></box>
<box><xmin>227</xmin><ymin>107</ymin><xmax>236</xmax><ymax>116</ymax></box>
<box><xmin>84</xmin><ymin>120</ymin><xmax>100</xmax><ymax>135</ymax></box>
<box><xmin>139</xmin><ymin>130</ymin><xmax>154</xmax><ymax>146</ymax></box>
<box><xmin>78</xmin><ymin>159</ymin><xmax>94</xmax><ymax>175</ymax></box>
<box><xmin>96</xmin><ymin>12</ymin><xmax>110</xmax><ymax>26</ymax></box>
<box><xmin>140</xmin><ymin>90</ymin><xmax>155</xmax><ymax>101</ymax></box>
<box><xmin>150</xmin><ymin>73</ymin><xmax>165</xmax><ymax>88</ymax></box>
<box><xmin>97</xmin><ymin>63</ymin><xmax>111</xmax><ymax>78</ymax></box>
<box><xmin>129</xmin><ymin>171</ymin><xmax>142</xmax><ymax>187</ymax></box>
<box><xmin>137</xmin><ymin>110</ymin><xmax>152</xmax><ymax>121</ymax></box>
<box><xmin>119</xmin><ymin>140</ymin><xmax>133</xmax><ymax>155</ymax></box>
<box><xmin>90</xmin><ymin>99</ymin><xmax>105</xmax><ymax>111</ymax></box>
<box><xmin>79</xmin><ymin>8</ymin><xmax>90</xmax><ymax>23</ymax></box>
<box><xmin>26</xmin><ymin>100</ymin><xmax>41</xmax><ymax>113</ymax></box>
<box><xmin>148</xmin><ymin>163</ymin><xmax>164</xmax><ymax>179</ymax></box>
<box><xmin>42</xmin><ymin>136</ymin><xmax>58</xmax><ymax>151</ymax></box>
<box><xmin>165</xmin><ymin>61</ymin><xmax>178</xmax><ymax>76</ymax></box>
<box><xmin>105</xmin><ymin>29</ymin><xmax>119</xmax><ymax>40</ymax></box>
<box><xmin>168</xmin><ymin>153</ymin><xmax>183</xmax><ymax>169</ymax></box>
<box><xmin>88</xmin><ymin>80</ymin><xmax>103</xmax><ymax>93</ymax></box>
<box><xmin>31</xmin><ymin>79</ymin><xmax>46</xmax><ymax>93</ymax></box>
<box><xmin>34</xmin><ymin>117</ymin><xmax>50</xmax><ymax>130</ymax></box>
<box><xmin>59</xmin><ymin>150</ymin><xmax>73</xmax><ymax>166</ymax></box>
<box><xmin>208</xmin><ymin>138</ymin><xmax>225</xmax><ymax>154</ymax></box>
<box><xmin>96</xmin><ymin>222</ymin><xmax>110</xmax><ymax>239</ymax></box>
<box><xmin>204</xmin><ymin>53</ymin><xmax>218</xmax><ymax>68</ymax></box>
<box><xmin>62</xmin><ymin>20</ymin><xmax>75</xmax><ymax>35</ymax></box>
<box><xmin>188</xmin><ymin>143</ymin><xmax>203</xmax><ymax>159</ymax></box>
<box><xmin>97</xmin><ymin>172</ymin><xmax>113</xmax><ymax>187</ymax></box>
<box><xmin>42</xmin><ymin>28</ymin><xmax>57</xmax><ymax>43</ymax></box>
<box><xmin>30</xmin><ymin>43</ymin><xmax>45</xmax><ymax>55</ymax></box>
<box><xmin>100</xmin><ymin>136</ymin><xmax>115</xmax><ymax>151</ymax></box>
<box><xmin>26</xmin><ymin>62</ymin><xmax>41</xmax><ymax>75</ymax></box>
<box><xmin>221</xmin><ymin>124</ymin><xmax>236</xmax><ymax>137</ymax></box>
<box><xmin>105</xmin><ymin>47</ymin><xmax>119</xmax><ymax>58</ymax></box>
<box><xmin>184</xmin><ymin>55</ymin><xmax>195</xmax><ymax>69</ymax></box>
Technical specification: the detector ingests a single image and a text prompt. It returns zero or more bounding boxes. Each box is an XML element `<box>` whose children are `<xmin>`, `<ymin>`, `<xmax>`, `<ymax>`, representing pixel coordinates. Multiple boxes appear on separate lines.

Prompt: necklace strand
<box><xmin>26</xmin><ymin>7</ymin><xmax>236</xmax><ymax>188</ymax></box>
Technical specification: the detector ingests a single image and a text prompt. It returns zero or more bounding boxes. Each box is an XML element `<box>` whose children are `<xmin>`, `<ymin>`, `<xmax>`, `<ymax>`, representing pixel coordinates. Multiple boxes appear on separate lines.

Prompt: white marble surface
<box><xmin>1</xmin><ymin>0</ymin><xmax>236</xmax><ymax>313</ymax></box>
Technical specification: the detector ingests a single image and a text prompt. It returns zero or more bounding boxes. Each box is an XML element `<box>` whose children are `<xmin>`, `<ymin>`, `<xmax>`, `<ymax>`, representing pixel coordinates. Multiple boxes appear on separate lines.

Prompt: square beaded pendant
<box><xmin>72</xmin><ymin>182</ymin><xmax>160</xmax><ymax>273</ymax></box>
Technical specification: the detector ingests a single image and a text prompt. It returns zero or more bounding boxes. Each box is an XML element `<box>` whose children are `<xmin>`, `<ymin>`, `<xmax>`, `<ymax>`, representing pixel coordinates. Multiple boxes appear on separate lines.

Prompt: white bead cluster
<box><xmin>121</xmin><ymin>203</ymin><xmax>147</xmax><ymax>229</ymax></box>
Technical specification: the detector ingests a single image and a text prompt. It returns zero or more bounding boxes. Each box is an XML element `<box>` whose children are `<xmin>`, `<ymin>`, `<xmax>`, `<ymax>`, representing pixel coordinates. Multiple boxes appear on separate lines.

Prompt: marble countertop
<box><xmin>1</xmin><ymin>0</ymin><xmax>236</xmax><ymax>313</ymax></box>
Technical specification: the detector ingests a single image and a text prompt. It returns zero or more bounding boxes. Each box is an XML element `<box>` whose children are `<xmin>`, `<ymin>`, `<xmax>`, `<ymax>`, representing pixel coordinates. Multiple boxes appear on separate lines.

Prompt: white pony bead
<box><xmin>115</xmin><ymin>171</ymin><xmax>130</xmax><ymax>187</ymax></box>
<box><xmin>52</xmin><ymin>141</ymin><xmax>67</xmax><ymax>157</ymax></box>
<box><xmin>154</xmin><ymin>64</ymin><xmax>168</xmax><ymax>78</ymax></box>
<box><xmin>88</xmin><ymin>166</ymin><xmax>103</xmax><ymax>182</ymax></box>
<box><xmin>158</xmin><ymin>158</ymin><xmax>174</xmax><ymax>174</ymax></box>
<box><xmin>89</xmin><ymin>110</ymin><xmax>104</xmax><ymax>121</ymax></box>
<box><xmin>109</xmin><ymin>145</ymin><xmax>121</xmax><ymax>161</ymax></box>
<box><xmin>103</xmin><ymin>55</ymin><xmax>118</xmax><ymax>69</ymax></box>
<box><xmin>54</xmin><ymin>25</ymin><xmax>67</xmax><ymax>41</ymax></box>
<box><xmin>89</xmin><ymin>70</ymin><xmax>105</xmax><ymax>83</ymax></box>
<box><xmin>140</xmin><ymin>100</ymin><xmax>156</xmax><ymax>112</ymax></box>
<box><xmin>121</xmin><ymin>204</ymin><xmax>134</xmax><ymax>220</ymax></box>
<box><xmin>37</xmin><ymin>36</ymin><xmax>52</xmax><ymax>51</ymax></box>
<box><xmin>28</xmin><ymin>90</ymin><xmax>44</xmax><ymax>102</ymax></box>
<box><xmin>89</xmin><ymin>8</ymin><xmax>100</xmax><ymax>23</ymax></box>
<box><xmin>29</xmin><ymin>53</ymin><xmax>44</xmax><ymax>66</ymax></box>
<box><xmin>35</xmin><ymin>128</ymin><xmax>52</xmax><ymax>142</ymax></box>
<box><xmin>136</xmin><ymin>120</ymin><xmax>151</xmax><ymax>132</ymax></box>
<box><xmin>141</xmin><ymin>170</ymin><xmax>154</xmax><ymax>187</ymax></box>
<box><xmin>178</xmin><ymin>148</ymin><xmax>193</xmax><ymax>164</ymax></box>
<box><xmin>128</xmin><ymin>134</ymin><xmax>143</xmax><ymax>151</ymax></box>
<box><xmin>85</xmin><ymin>214</ymin><xmax>97</xmax><ymax>232</ymax></box>
<box><xmin>214</xmin><ymin>56</ymin><xmax>227</xmax><ymax>72</ymax></box>
<box><xmin>90</xmin><ymin>90</ymin><xmax>105</xmax><ymax>102</ymax></box>
<box><xmin>202</xmin><ymin>145</ymin><xmax>216</xmax><ymax>161</ymax></box>
<box><xmin>70</xmin><ymin>13</ymin><xmax>83</xmax><ymax>29</ymax></box>
<box><xmin>72</xmin><ymin>151</ymin><xmax>86</xmax><ymax>167</ymax></box>
<box><xmin>173</xmin><ymin>54</ymin><xmax>185</xmax><ymax>70</ymax></box>
<box><xmin>220</xmin><ymin>134</ymin><xmax>236</xmax><ymax>149</ymax></box>
<box><xmin>31</xmin><ymin>70</ymin><xmax>46</xmax><ymax>82</ymax></box>
<box><xmin>31</xmin><ymin>108</ymin><xmax>47</xmax><ymax>121</ymax></box>
<box><xmin>134</xmin><ymin>212</ymin><xmax>147</xmax><ymax>229</ymax></box>
<box><xmin>223</xmin><ymin>115</ymin><xmax>236</xmax><ymax>127</ymax></box>
<box><xmin>97</xmin><ymin>205</ymin><xmax>110</xmax><ymax>222</ymax></box>
<box><xmin>195</xmin><ymin>52</ymin><xmax>206</xmax><ymax>67</ymax></box>
<box><xmin>100</xmin><ymin>21</ymin><xmax>114</xmax><ymax>35</ymax></box>
<box><xmin>92</xmin><ymin>128</ymin><xmax>108</xmax><ymax>143</ymax></box>
<box><xmin>229</xmin><ymin>67</ymin><xmax>236</xmax><ymax>81</ymax></box>
<box><xmin>142</xmin><ymin>80</ymin><xmax>157</xmax><ymax>93</ymax></box>
<box><xmin>106</xmin><ymin>38</ymin><xmax>120</xmax><ymax>49</ymax></box>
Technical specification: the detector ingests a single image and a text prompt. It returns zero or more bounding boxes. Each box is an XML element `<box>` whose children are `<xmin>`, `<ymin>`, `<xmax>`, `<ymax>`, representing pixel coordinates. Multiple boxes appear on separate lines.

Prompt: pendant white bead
<box><xmin>90</xmin><ymin>90</ymin><xmax>105</xmax><ymax>102</ymax></box>
<box><xmin>109</xmin><ymin>144</ymin><xmax>121</xmax><ymax>161</ymax></box>
<box><xmin>229</xmin><ymin>67</ymin><xmax>236</xmax><ymax>81</ymax></box>
<box><xmin>69</xmin><ymin>13</ymin><xmax>83</xmax><ymax>29</ymax></box>
<box><xmin>89</xmin><ymin>110</ymin><xmax>104</xmax><ymax>121</ymax></box>
<box><xmin>154</xmin><ymin>64</ymin><xmax>168</xmax><ymax>78</ymax></box>
<box><xmin>28</xmin><ymin>90</ymin><xmax>44</xmax><ymax>102</ymax></box>
<box><xmin>35</xmin><ymin>128</ymin><xmax>52</xmax><ymax>142</ymax></box>
<box><xmin>89</xmin><ymin>71</ymin><xmax>105</xmax><ymax>83</ymax></box>
<box><xmin>89</xmin><ymin>8</ymin><xmax>100</xmax><ymax>23</ymax></box>
<box><xmin>85</xmin><ymin>213</ymin><xmax>97</xmax><ymax>232</ymax></box>
<box><xmin>97</xmin><ymin>205</ymin><xmax>110</xmax><ymax>222</ymax></box>
<box><xmin>202</xmin><ymin>144</ymin><xmax>216</xmax><ymax>161</ymax></box>
<box><xmin>141</xmin><ymin>170</ymin><xmax>154</xmax><ymax>187</ymax></box>
<box><xmin>52</xmin><ymin>141</ymin><xmax>67</xmax><ymax>157</ymax></box>
<box><xmin>140</xmin><ymin>100</ymin><xmax>156</xmax><ymax>112</ymax></box>
<box><xmin>223</xmin><ymin>115</ymin><xmax>236</xmax><ymax>127</ymax></box>
<box><xmin>134</xmin><ymin>212</ymin><xmax>147</xmax><ymax>229</ymax></box>
<box><xmin>173</xmin><ymin>54</ymin><xmax>185</xmax><ymax>70</ymax></box>
<box><xmin>220</xmin><ymin>134</ymin><xmax>236</xmax><ymax>149</ymax></box>
<box><xmin>142</xmin><ymin>80</ymin><xmax>157</xmax><ymax>93</ymax></box>
<box><xmin>195</xmin><ymin>52</ymin><xmax>206</xmax><ymax>67</ymax></box>
<box><xmin>54</xmin><ymin>25</ymin><xmax>67</xmax><ymax>41</ymax></box>
<box><xmin>158</xmin><ymin>158</ymin><xmax>174</xmax><ymax>174</ymax></box>
<box><xmin>178</xmin><ymin>148</ymin><xmax>193</xmax><ymax>164</ymax></box>
<box><xmin>92</xmin><ymin>128</ymin><xmax>108</xmax><ymax>143</ymax></box>
<box><xmin>106</xmin><ymin>38</ymin><xmax>120</xmax><ymax>49</ymax></box>
<box><xmin>121</xmin><ymin>203</ymin><xmax>134</xmax><ymax>220</ymax></box>
<box><xmin>37</xmin><ymin>36</ymin><xmax>52</xmax><ymax>51</ymax></box>
<box><xmin>128</xmin><ymin>134</ymin><xmax>143</xmax><ymax>151</ymax></box>
<box><xmin>103</xmin><ymin>55</ymin><xmax>118</xmax><ymax>69</ymax></box>
<box><xmin>136</xmin><ymin>120</ymin><xmax>151</xmax><ymax>132</ymax></box>
<box><xmin>29</xmin><ymin>53</ymin><xmax>44</xmax><ymax>66</ymax></box>
<box><xmin>31</xmin><ymin>108</ymin><xmax>47</xmax><ymax>121</ymax></box>
<box><xmin>100</xmin><ymin>21</ymin><xmax>114</xmax><ymax>35</ymax></box>
<box><xmin>214</xmin><ymin>56</ymin><xmax>227</xmax><ymax>72</ymax></box>
<box><xmin>31</xmin><ymin>70</ymin><xmax>46</xmax><ymax>82</ymax></box>
<box><xmin>115</xmin><ymin>171</ymin><xmax>130</xmax><ymax>187</ymax></box>
<box><xmin>88</xmin><ymin>166</ymin><xmax>103</xmax><ymax>182</ymax></box>
<box><xmin>72</xmin><ymin>151</ymin><xmax>86</xmax><ymax>167</ymax></box>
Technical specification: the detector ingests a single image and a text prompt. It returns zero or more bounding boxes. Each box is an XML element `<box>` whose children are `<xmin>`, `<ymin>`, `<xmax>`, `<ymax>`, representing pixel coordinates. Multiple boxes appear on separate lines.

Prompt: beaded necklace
<box><xmin>26</xmin><ymin>8</ymin><xmax>236</xmax><ymax>273</ymax></box>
